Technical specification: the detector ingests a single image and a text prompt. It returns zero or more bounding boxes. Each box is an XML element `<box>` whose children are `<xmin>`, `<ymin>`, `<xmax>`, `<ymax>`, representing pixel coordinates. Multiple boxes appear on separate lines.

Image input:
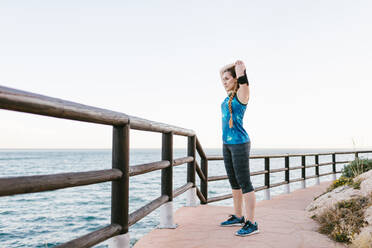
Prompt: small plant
<box><xmin>327</xmin><ymin>176</ymin><xmax>353</xmax><ymax>191</ymax></box>
<box><xmin>351</xmin><ymin>178</ymin><xmax>362</xmax><ymax>189</ymax></box>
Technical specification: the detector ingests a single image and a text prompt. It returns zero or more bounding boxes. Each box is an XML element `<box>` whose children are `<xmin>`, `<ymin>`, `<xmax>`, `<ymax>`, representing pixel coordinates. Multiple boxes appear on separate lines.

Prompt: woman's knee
<box><xmin>235</xmin><ymin>169</ymin><xmax>254</xmax><ymax>193</ymax></box>
<box><xmin>241</xmin><ymin>182</ymin><xmax>255</xmax><ymax>194</ymax></box>
<box><xmin>227</xmin><ymin>175</ymin><xmax>241</xmax><ymax>190</ymax></box>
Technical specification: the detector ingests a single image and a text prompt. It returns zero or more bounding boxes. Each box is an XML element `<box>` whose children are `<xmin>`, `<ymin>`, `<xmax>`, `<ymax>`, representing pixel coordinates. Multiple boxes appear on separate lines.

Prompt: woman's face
<box><xmin>222</xmin><ymin>71</ymin><xmax>237</xmax><ymax>93</ymax></box>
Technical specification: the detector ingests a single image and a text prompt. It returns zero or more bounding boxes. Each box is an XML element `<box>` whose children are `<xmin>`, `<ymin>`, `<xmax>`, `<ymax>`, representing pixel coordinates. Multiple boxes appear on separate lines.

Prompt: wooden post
<box><xmin>355</xmin><ymin>152</ymin><xmax>359</xmax><ymax>160</ymax></box>
<box><xmin>187</xmin><ymin>135</ymin><xmax>196</xmax><ymax>186</ymax></box>
<box><xmin>332</xmin><ymin>153</ymin><xmax>337</xmax><ymax>180</ymax></box>
<box><xmin>110</xmin><ymin>124</ymin><xmax>130</xmax><ymax>248</ymax></box>
<box><xmin>162</xmin><ymin>132</ymin><xmax>173</xmax><ymax>200</ymax></box>
<box><xmin>315</xmin><ymin>155</ymin><xmax>320</xmax><ymax>185</ymax></box>
<box><xmin>264</xmin><ymin>157</ymin><xmax>270</xmax><ymax>200</ymax></box>
<box><xmin>201</xmin><ymin>157</ymin><xmax>208</xmax><ymax>204</ymax></box>
<box><xmin>301</xmin><ymin>156</ymin><xmax>306</xmax><ymax>188</ymax></box>
<box><xmin>285</xmin><ymin>156</ymin><xmax>290</xmax><ymax>193</ymax></box>
<box><xmin>187</xmin><ymin>135</ymin><xmax>197</xmax><ymax>206</ymax></box>
<box><xmin>158</xmin><ymin>131</ymin><xmax>177</xmax><ymax>228</ymax></box>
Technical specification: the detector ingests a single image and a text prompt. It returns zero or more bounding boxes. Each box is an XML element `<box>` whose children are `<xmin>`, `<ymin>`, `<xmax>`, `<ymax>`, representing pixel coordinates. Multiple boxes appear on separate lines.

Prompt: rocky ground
<box><xmin>306</xmin><ymin>170</ymin><xmax>372</xmax><ymax>247</ymax></box>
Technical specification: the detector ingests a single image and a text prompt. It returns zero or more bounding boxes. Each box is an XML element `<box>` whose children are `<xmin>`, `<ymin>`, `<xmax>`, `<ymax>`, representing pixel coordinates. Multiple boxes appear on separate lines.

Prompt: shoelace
<box><xmin>243</xmin><ymin>221</ymin><xmax>254</xmax><ymax>229</ymax></box>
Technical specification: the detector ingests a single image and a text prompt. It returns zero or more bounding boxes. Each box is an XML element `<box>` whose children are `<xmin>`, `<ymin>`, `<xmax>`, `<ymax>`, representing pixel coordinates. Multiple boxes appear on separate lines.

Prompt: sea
<box><xmin>0</xmin><ymin>148</ymin><xmax>370</xmax><ymax>247</ymax></box>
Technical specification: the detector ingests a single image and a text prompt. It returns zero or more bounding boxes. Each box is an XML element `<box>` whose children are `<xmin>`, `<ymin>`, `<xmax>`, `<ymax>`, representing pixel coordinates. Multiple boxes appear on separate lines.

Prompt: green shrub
<box><xmin>322</xmin><ymin>158</ymin><xmax>371</xmax><ymax>193</ymax></box>
<box><xmin>341</xmin><ymin>158</ymin><xmax>372</xmax><ymax>178</ymax></box>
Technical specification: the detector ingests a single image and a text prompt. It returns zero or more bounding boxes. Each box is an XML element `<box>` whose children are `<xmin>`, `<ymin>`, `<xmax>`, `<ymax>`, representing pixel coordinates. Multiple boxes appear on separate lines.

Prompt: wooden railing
<box><xmin>0</xmin><ymin>85</ymin><xmax>371</xmax><ymax>247</ymax></box>
<box><xmin>204</xmin><ymin>151</ymin><xmax>371</xmax><ymax>203</ymax></box>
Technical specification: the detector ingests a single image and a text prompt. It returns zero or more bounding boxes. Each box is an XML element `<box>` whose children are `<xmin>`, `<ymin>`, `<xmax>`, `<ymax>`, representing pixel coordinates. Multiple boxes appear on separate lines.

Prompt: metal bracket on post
<box><xmin>301</xmin><ymin>180</ymin><xmax>306</xmax><ymax>189</ymax></box>
<box><xmin>264</xmin><ymin>188</ymin><xmax>271</xmax><ymax>200</ymax></box>
<box><xmin>158</xmin><ymin>201</ymin><xmax>178</xmax><ymax>229</ymax></box>
<box><xmin>285</xmin><ymin>184</ymin><xmax>291</xmax><ymax>194</ymax></box>
<box><xmin>332</xmin><ymin>173</ymin><xmax>337</xmax><ymax>180</ymax></box>
<box><xmin>107</xmin><ymin>233</ymin><xmax>130</xmax><ymax>248</ymax></box>
<box><xmin>315</xmin><ymin>177</ymin><xmax>320</xmax><ymax>185</ymax></box>
<box><xmin>186</xmin><ymin>187</ymin><xmax>199</xmax><ymax>207</ymax></box>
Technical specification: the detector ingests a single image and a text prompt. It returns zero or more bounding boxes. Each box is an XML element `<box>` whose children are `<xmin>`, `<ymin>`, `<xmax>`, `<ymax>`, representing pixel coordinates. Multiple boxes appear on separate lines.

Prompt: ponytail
<box><xmin>228</xmin><ymin>87</ymin><xmax>238</xmax><ymax>128</ymax></box>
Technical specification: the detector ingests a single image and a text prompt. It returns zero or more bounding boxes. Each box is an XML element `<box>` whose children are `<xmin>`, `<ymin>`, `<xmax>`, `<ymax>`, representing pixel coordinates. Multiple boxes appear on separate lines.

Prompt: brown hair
<box><xmin>223</xmin><ymin>67</ymin><xmax>240</xmax><ymax>129</ymax></box>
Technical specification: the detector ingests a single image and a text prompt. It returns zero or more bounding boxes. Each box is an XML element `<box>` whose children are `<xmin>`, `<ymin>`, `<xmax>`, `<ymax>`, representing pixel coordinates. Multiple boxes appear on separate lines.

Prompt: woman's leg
<box><xmin>243</xmin><ymin>190</ymin><xmax>256</xmax><ymax>223</ymax></box>
<box><xmin>232</xmin><ymin>189</ymin><xmax>243</xmax><ymax>218</ymax></box>
<box><xmin>223</xmin><ymin>144</ymin><xmax>243</xmax><ymax>218</ymax></box>
<box><xmin>230</xmin><ymin>141</ymin><xmax>256</xmax><ymax>223</ymax></box>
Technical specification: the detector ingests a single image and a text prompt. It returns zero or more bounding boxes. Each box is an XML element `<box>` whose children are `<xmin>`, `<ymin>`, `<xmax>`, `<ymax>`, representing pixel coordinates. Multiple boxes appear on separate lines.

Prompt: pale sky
<box><xmin>1</xmin><ymin>0</ymin><xmax>372</xmax><ymax>149</ymax></box>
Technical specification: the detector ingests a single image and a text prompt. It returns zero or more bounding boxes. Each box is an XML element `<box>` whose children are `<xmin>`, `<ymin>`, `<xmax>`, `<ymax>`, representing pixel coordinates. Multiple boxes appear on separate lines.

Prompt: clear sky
<box><xmin>1</xmin><ymin>0</ymin><xmax>371</xmax><ymax>149</ymax></box>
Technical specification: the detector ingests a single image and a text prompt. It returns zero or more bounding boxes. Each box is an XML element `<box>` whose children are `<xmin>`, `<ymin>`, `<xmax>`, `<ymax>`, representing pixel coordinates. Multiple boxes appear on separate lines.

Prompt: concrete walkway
<box><xmin>133</xmin><ymin>180</ymin><xmax>348</xmax><ymax>248</ymax></box>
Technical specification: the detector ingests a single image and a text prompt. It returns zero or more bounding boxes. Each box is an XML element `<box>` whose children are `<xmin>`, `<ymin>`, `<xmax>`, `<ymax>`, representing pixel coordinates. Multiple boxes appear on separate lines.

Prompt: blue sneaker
<box><xmin>235</xmin><ymin>220</ymin><xmax>260</xmax><ymax>236</ymax></box>
<box><xmin>220</xmin><ymin>214</ymin><xmax>245</xmax><ymax>227</ymax></box>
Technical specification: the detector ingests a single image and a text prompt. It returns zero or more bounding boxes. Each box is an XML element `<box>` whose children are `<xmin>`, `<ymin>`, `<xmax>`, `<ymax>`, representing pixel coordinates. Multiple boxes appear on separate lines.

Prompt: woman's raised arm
<box><xmin>235</xmin><ymin>60</ymin><xmax>250</xmax><ymax>104</ymax></box>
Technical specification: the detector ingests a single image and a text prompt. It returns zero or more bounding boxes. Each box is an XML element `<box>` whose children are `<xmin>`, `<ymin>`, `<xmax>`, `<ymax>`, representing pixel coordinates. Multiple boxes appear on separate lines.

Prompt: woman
<box><xmin>219</xmin><ymin>60</ymin><xmax>259</xmax><ymax>237</ymax></box>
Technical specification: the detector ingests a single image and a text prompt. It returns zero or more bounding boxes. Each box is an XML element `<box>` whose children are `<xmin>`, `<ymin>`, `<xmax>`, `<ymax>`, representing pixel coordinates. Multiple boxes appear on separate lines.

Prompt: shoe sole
<box><xmin>219</xmin><ymin>223</ymin><xmax>244</xmax><ymax>227</ymax></box>
<box><xmin>235</xmin><ymin>230</ymin><xmax>260</xmax><ymax>236</ymax></box>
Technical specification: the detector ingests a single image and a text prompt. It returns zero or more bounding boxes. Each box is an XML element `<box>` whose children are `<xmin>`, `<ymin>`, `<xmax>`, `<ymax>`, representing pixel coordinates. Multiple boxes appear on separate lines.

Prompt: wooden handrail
<box><xmin>54</xmin><ymin>224</ymin><xmax>122</xmax><ymax>248</ymax></box>
<box><xmin>0</xmin><ymin>169</ymin><xmax>123</xmax><ymax>197</ymax></box>
<box><xmin>195</xmin><ymin>160</ymin><xmax>207</xmax><ymax>182</ymax></box>
<box><xmin>174</xmin><ymin>182</ymin><xmax>194</xmax><ymax>198</ymax></box>
<box><xmin>129</xmin><ymin>195</ymin><xmax>169</xmax><ymax>227</ymax></box>
<box><xmin>129</xmin><ymin>160</ymin><xmax>171</xmax><ymax>176</ymax></box>
<box><xmin>0</xmin><ymin>85</ymin><xmax>195</xmax><ymax>136</ymax></box>
<box><xmin>195</xmin><ymin>136</ymin><xmax>207</xmax><ymax>159</ymax></box>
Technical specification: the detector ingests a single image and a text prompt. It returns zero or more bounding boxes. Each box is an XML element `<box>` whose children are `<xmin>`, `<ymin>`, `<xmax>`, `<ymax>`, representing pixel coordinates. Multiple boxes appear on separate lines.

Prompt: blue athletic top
<box><xmin>221</xmin><ymin>92</ymin><xmax>250</xmax><ymax>144</ymax></box>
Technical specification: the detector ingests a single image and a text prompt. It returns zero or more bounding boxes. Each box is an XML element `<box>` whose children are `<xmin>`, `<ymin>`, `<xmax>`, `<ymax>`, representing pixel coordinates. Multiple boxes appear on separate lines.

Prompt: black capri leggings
<box><xmin>222</xmin><ymin>141</ymin><xmax>254</xmax><ymax>194</ymax></box>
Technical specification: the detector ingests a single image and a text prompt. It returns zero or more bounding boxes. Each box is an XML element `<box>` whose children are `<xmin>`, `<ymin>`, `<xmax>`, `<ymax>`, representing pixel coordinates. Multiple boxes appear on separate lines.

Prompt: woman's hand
<box><xmin>234</xmin><ymin>60</ymin><xmax>246</xmax><ymax>78</ymax></box>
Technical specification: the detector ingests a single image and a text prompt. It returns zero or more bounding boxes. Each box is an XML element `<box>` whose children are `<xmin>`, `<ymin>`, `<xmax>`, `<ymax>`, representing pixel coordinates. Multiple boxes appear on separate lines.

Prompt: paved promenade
<box><xmin>133</xmin><ymin>180</ymin><xmax>348</xmax><ymax>248</ymax></box>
